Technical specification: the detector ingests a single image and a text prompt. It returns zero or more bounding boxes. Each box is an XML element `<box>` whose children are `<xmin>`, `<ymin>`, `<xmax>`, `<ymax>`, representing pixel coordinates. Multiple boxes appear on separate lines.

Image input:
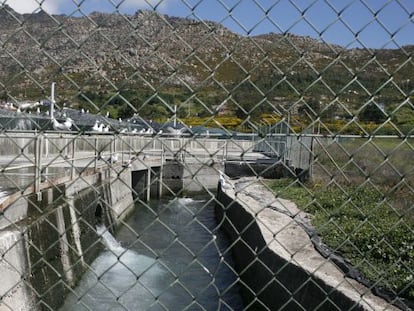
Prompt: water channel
<box><xmin>60</xmin><ymin>195</ymin><xmax>244</xmax><ymax>310</ymax></box>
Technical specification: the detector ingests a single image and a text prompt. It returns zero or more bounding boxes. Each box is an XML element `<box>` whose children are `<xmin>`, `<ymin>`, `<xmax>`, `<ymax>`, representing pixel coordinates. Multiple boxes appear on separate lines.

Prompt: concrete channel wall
<box><xmin>0</xmin><ymin>132</ymin><xmax>362</xmax><ymax>311</ymax></box>
<box><xmin>0</xmin><ymin>133</ymin><xmax>256</xmax><ymax>311</ymax></box>
<box><xmin>0</xmin><ymin>165</ymin><xmax>134</xmax><ymax>311</ymax></box>
<box><xmin>131</xmin><ymin>159</ymin><xmax>225</xmax><ymax>200</ymax></box>
<box><xmin>1</xmin><ymin>156</ymin><xmax>397</xmax><ymax>310</ymax></box>
<box><xmin>215</xmin><ymin>177</ymin><xmax>399</xmax><ymax>311</ymax></box>
<box><xmin>0</xmin><ymin>154</ymin><xmax>226</xmax><ymax>310</ymax></box>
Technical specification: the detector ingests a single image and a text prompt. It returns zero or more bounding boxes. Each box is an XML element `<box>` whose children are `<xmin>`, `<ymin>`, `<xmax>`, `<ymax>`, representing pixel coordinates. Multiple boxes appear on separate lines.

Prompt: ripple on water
<box><xmin>60</xmin><ymin>196</ymin><xmax>243</xmax><ymax>311</ymax></box>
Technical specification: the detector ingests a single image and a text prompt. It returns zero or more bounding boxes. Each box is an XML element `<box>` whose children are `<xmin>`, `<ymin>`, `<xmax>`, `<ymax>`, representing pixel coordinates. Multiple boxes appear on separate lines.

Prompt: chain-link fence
<box><xmin>0</xmin><ymin>0</ymin><xmax>413</xmax><ymax>310</ymax></box>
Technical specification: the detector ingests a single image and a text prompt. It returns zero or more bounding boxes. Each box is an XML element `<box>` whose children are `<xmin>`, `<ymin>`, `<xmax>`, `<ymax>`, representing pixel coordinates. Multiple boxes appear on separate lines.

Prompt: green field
<box><xmin>267</xmin><ymin>137</ymin><xmax>414</xmax><ymax>302</ymax></box>
<box><xmin>313</xmin><ymin>137</ymin><xmax>414</xmax><ymax>220</ymax></box>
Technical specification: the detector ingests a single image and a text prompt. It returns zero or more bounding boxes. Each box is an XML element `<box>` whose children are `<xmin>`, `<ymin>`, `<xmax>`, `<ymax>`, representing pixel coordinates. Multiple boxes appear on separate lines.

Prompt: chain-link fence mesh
<box><xmin>0</xmin><ymin>0</ymin><xmax>413</xmax><ymax>310</ymax></box>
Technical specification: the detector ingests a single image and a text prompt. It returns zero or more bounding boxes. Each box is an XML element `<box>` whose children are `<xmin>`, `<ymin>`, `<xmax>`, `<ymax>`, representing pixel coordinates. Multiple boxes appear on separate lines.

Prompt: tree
<box><xmin>298</xmin><ymin>98</ymin><xmax>320</xmax><ymax>119</ymax></box>
<box><xmin>359</xmin><ymin>103</ymin><xmax>387</xmax><ymax>123</ymax></box>
<box><xmin>392</xmin><ymin>106</ymin><xmax>414</xmax><ymax>126</ymax></box>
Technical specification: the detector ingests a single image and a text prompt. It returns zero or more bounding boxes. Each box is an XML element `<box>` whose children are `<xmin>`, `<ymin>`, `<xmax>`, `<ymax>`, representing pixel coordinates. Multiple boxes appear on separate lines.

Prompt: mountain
<box><xmin>0</xmin><ymin>5</ymin><xmax>412</xmax><ymax>124</ymax></box>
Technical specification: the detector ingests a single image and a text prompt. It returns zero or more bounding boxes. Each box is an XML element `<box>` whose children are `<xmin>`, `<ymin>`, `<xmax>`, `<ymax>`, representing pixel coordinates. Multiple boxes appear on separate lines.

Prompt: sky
<box><xmin>2</xmin><ymin>0</ymin><xmax>414</xmax><ymax>49</ymax></box>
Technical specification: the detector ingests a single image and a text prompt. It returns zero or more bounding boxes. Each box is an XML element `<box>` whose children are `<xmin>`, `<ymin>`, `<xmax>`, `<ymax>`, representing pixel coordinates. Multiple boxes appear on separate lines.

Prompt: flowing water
<box><xmin>60</xmin><ymin>196</ymin><xmax>243</xmax><ymax>311</ymax></box>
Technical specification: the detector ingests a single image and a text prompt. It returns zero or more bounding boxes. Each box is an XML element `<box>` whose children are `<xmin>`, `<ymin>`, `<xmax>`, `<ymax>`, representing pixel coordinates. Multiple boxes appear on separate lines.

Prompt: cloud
<box><xmin>3</xmin><ymin>0</ymin><xmax>63</xmax><ymax>14</ymax></box>
<box><xmin>86</xmin><ymin>0</ymin><xmax>174</xmax><ymax>14</ymax></box>
<box><xmin>3</xmin><ymin>0</ymin><xmax>174</xmax><ymax>15</ymax></box>
<box><xmin>118</xmin><ymin>0</ymin><xmax>171</xmax><ymax>11</ymax></box>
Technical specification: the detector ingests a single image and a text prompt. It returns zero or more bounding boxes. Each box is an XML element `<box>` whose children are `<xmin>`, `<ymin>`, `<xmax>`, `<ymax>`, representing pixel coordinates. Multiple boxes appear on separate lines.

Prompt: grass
<box><xmin>313</xmin><ymin>137</ymin><xmax>414</xmax><ymax>222</ymax></box>
<box><xmin>268</xmin><ymin>137</ymin><xmax>414</xmax><ymax>302</ymax></box>
<box><xmin>312</xmin><ymin>137</ymin><xmax>414</xmax><ymax>186</ymax></box>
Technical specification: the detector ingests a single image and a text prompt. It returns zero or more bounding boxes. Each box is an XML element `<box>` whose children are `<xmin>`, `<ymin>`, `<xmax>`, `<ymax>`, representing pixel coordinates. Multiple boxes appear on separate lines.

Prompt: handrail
<box><xmin>0</xmin><ymin>133</ymin><xmax>257</xmax><ymax>202</ymax></box>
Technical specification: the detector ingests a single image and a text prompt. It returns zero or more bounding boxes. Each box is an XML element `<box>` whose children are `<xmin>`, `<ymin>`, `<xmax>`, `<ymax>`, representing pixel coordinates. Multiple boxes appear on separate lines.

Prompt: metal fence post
<box><xmin>146</xmin><ymin>167</ymin><xmax>151</xmax><ymax>202</ymax></box>
<box><xmin>34</xmin><ymin>134</ymin><xmax>43</xmax><ymax>201</ymax></box>
<box><xmin>94</xmin><ymin>137</ymin><xmax>98</xmax><ymax>171</ymax></box>
<box><xmin>159</xmin><ymin>144</ymin><xmax>164</xmax><ymax>198</ymax></box>
<box><xmin>71</xmin><ymin>138</ymin><xmax>76</xmax><ymax>180</ymax></box>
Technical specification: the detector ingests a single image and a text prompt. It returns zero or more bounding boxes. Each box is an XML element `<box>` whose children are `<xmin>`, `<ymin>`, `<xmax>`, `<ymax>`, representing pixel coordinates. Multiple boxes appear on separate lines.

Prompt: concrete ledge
<box><xmin>215</xmin><ymin>177</ymin><xmax>399</xmax><ymax>310</ymax></box>
<box><xmin>0</xmin><ymin>164</ymin><xmax>135</xmax><ymax>310</ymax></box>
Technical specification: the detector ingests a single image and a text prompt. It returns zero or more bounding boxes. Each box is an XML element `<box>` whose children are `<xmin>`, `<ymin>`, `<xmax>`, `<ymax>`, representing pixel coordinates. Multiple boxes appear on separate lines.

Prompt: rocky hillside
<box><xmin>0</xmin><ymin>4</ymin><xmax>412</xmax><ymax>122</ymax></box>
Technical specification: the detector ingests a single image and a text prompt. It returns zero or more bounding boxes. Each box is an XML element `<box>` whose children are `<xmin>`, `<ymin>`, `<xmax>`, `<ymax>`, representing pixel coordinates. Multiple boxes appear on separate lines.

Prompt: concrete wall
<box><xmin>215</xmin><ymin>181</ymin><xmax>398</xmax><ymax>311</ymax></box>
<box><xmin>160</xmin><ymin>160</ymin><xmax>184</xmax><ymax>196</ymax></box>
<box><xmin>131</xmin><ymin>166</ymin><xmax>163</xmax><ymax>201</ymax></box>
<box><xmin>0</xmin><ymin>229</ymin><xmax>37</xmax><ymax>311</ymax></box>
<box><xmin>0</xmin><ymin>165</ymin><xmax>134</xmax><ymax>311</ymax></box>
<box><xmin>225</xmin><ymin>161</ymin><xmax>294</xmax><ymax>179</ymax></box>
<box><xmin>215</xmin><ymin>186</ymin><xmax>358</xmax><ymax>310</ymax></box>
<box><xmin>131</xmin><ymin>160</ymin><xmax>225</xmax><ymax>199</ymax></box>
<box><xmin>182</xmin><ymin>161</ymin><xmax>224</xmax><ymax>193</ymax></box>
<box><xmin>108</xmin><ymin>168</ymin><xmax>135</xmax><ymax>225</ymax></box>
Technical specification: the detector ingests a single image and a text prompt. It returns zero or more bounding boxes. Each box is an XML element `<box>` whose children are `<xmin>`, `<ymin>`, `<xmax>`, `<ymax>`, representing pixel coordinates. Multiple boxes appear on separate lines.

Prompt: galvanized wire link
<box><xmin>0</xmin><ymin>0</ymin><xmax>413</xmax><ymax>310</ymax></box>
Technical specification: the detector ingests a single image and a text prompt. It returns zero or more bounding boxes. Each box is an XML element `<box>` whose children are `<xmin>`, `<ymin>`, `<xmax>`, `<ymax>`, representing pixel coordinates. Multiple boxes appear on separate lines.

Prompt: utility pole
<box><xmin>50</xmin><ymin>82</ymin><xmax>56</xmax><ymax>119</ymax></box>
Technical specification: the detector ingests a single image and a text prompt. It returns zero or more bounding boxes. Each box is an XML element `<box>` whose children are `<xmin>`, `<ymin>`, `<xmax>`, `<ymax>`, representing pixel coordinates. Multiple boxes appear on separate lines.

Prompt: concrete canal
<box><xmin>1</xmin><ymin>133</ymin><xmax>397</xmax><ymax>310</ymax></box>
<box><xmin>0</xmin><ymin>133</ymin><xmax>266</xmax><ymax>311</ymax></box>
<box><xmin>60</xmin><ymin>196</ymin><xmax>244</xmax><ymax>310</ymax></box>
